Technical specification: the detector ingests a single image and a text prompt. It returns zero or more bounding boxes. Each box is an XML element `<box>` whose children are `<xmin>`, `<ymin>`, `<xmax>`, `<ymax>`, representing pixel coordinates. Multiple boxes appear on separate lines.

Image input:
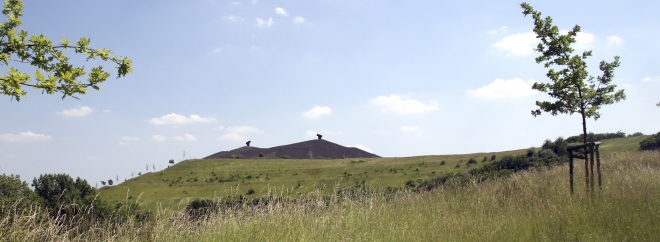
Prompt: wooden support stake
<box><xmin>585</xmin><ymin>151</ymin><xmax>590</xmax><ymax>193</ymax></box>
<box><xmin>569</xmin><ymin>151</ymin><xmax>574</xmax><ymax>195</ymax></box>
<box><xmin>590</xmin><ymin>143</ymin><xmax>596</xmax><ymax>192</ymax></box>
<box><xmin>596</xmin><ymin>144</ymin><xmax>602</xmax><ymax>191</ymax></box>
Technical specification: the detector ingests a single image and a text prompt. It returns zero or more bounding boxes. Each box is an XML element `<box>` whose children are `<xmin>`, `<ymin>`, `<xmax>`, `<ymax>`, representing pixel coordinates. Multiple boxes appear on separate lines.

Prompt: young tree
<box><xmin>0</xmin><ymin>0</ymin><xmax>132</xmax><ymax>101</ymax></box>
<box><xmin>107</xmin><ymin>179</ymin><xmax>113</xmax><ymax>186</ymax></box>
<box><xmin>169</xmin><ymin>159</ymin><xmax>174</xmax><ymax>164</ymax></box>
<box><xmin>521</xmin><ymin>3</ymin><xmax>625</xmax><ymax>144</ymax></box>
<box><xmin>100</xmin><ymin>180</ymin><xmax>106</xmax><ymax>186</ymax></box>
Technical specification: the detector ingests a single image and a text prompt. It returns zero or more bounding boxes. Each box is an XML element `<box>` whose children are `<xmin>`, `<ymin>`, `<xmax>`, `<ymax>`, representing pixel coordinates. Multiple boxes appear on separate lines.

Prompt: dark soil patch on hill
<box><xmin>204</xmin><ymin>139</ymin><xmax>380</xmax><ymax>159</ymax></box>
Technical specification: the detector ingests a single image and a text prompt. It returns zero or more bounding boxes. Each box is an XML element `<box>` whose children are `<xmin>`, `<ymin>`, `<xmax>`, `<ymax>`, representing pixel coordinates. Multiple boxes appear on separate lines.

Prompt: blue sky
<box><xmin>1</xmin><ymin>0</ymin><xmax>658</xmax><ymax>185</ymax></box>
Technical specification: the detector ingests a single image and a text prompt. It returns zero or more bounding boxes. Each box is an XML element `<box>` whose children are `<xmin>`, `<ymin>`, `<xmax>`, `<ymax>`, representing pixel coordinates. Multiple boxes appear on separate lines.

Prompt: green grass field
<box><xmin>98</xmin><ymin>135</ymin><xmax>648</xmax><ymax>211</ymax></box>
<box><xmin>5</xmin><ymin>144</ymin><xmax>658</xmax><ymax>241</ymax></box>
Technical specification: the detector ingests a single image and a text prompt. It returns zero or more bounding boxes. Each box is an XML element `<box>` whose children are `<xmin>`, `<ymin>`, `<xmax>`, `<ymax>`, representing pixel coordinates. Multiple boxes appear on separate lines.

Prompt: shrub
<box><xmin>169</xmin><ymin>159</ymin><xmax>174</xmax><ymax>164</ymax></box>
<box><xmin>526</xmin><ymin>147</ymin><xmax>536</xmax><ymax>157</ymax></box>
<box><xmin>440</xmin><ymin>160</ymin><xmax>446</xmax><ymax>165</ymax></box>
<box><xmin>257</xmin><ymin>153</ymin><xmax>265</xmax><ymax>158</ymax></box>
<box><xmin>315</xmin><ymin>156</ymin><xmax>323</xmax><ymax>159</ymax></box>
<box><xmin>454</xmin><ymin>163</ymin><xmax>461</xmax><ymax>168</ymax></box>
<box><xmin>246</xmin><ymin>188</ymin><xmax>255</xmax><ymax>195</ymax></box>
<box><xmin>490</xmin><ymin>154</ymin><xmax>496</xmax><ymax>161</ymax></box>
<box><xmin>640</xmin><ymin>131</ymin><xmax>660</xmax><ymax>151</ymax></box>
<box><xmin>108</xmin><ymin>179</ymin><xmax>113</xmax><ymax>185</ymax></box>
<box><xmin>467</xmin><ymin>158</ymin><xmax>477</xmax><ymax>164</ymax></box>
<box><xmin>280</xmin><ymin>155</ymin><xmax>291</xmax><ymax>159</ymax></box>
<box><xmin>186</xmin><ymin>199</ymin><xmax>218</xmax><ymax>219</ymax></box>
<box><xmin>482</xmin><ymin>156</ymin><xmax>488</xmax><ymax>162</ymax></box>
<box><xmin>230</xmin><ymin>154</ymin><xmax>242</xmax><ymax>159</ymax></box>
<box><xmin>628</xmin><ymin>132</ymin><xmax>644</xmax><ymax>137</ymax></box>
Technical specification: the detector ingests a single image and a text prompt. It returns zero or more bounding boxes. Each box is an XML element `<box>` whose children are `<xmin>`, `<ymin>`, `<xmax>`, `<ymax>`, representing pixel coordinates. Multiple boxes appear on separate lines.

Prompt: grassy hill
<box><xmin>98</xmin><ymin>135</ymin><xmax>648</xmax><ymax>211</ymax></box>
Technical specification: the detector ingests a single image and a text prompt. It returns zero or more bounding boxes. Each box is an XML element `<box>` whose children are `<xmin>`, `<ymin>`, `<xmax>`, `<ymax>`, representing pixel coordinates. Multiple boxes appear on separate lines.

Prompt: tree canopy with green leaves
<box><xmin>521</xmin><ymin>3</ymin><xmax>625</xmax><ymax>144</ymax></box>
<box><xmin>0</xmin><ymin>0</ymin><xmax>132</xmax><ymax>101</ymax></box>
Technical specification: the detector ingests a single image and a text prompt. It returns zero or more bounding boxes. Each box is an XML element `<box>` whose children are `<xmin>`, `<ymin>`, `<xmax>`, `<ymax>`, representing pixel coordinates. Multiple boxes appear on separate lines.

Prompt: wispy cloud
<box><xmin>152</xmin><ymin>135</ymin><xmax>167</xmax><ymax>142</ymax></box>
<box><xmin>370</xmin><ymin>95</ymin><xmax>438</xmax><ymax>114</ymax></box>
<box><xmin>302</xmin><ymin>106</ymin><xmax>332</xmax><ymax>119</ymax></box>
<box><xmin>467</xmin><ymin>78</ymin><xmax>538</xmax><ymax>99</ymax></box>
<box><xmin>293</xmin><ymin>16</ymin><xmax>306</xmax><ymax>24</ymax></box>
<box><xmin>642</xmin><ymin>76</ymin><xmax>660</xmax><ymax>82</ymax></box>
<box><xmin>256</xmin><ymin>18</ymin><xmax>274</xmax><ymax>27</ymax></box>
<box><xmin>217</xmin><ymin>133</ymin><xmax>246</xmax><ymax>141</ymax></box>
<box><xmin>349</xmin><ymin>144</ymin><xmax>374</xmax><ymax>153</ymax></box>
<box><xmin>487</xmin><ymin>26</ymin><xmax>508</xmax><ymax>35</ymax></box>
<box><xmin>58</xmin><ymin>106</ymin><xmax>93</xmax><ymax>117</ymax></box>
<box><xmin>148</xmin><ymin>113</ymin><xmax>216</xmax><ymax>125</ymax></box>
<box><xmin>400</xmin><ymin>126</ymin><xmax>421</xmax><ymax>133</ymax></box>
<box><xmin>275</xmin><ymin>7</ymin><xmax>288</xmax><ymax>17</ymax></box>
<box><xmin>2</xmin><ymin>154</ymin><xmax>16</xmax><ymax>159</ymax></box>
<box><xmin>0</xmin><ymin>131</ymin><xmax>53</xmax><ymax>143</ymax></box>
<box><xmin>607</xmin><ymin>35</ymin><xmax>624</xmax><ymax>46</ymax></box>
<box><xmin>173</xmin><ymin>134</ymin><xmax>198</xmax><ymax>142</ymax></box>
<box><xmin>121</xmin><ymin>136</ymin><xmax>139</xmax><ymax>141</ymax></box>
<box><xmin>119</xmin><ymin>141</ymin><xmax>130</xmax><ymax>146</ymax></box>
<box><xmin>223</xmin><ymin>15</ymin><xmax>242</xmax><ymax>23</ymax></box>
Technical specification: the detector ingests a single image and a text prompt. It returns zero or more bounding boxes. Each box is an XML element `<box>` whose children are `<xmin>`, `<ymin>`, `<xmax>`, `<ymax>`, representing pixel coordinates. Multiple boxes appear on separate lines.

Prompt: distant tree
<box><xmin>138</xmin><ymin>172</ymin><xmax>141</xmax><ymax>176</ymax></box>
<box><xmin>657</xmin><ymin>102</ymin><xmax>660</xmax><ymax>108</ymax></box>
<box><xmin>108</xmin><ymin>179</ymin><xmax>113</xmax><ymax>186</ymax></box>
<box><xmin>100</xmin><ymin>180</ymin><xmax>106</xmax><ymax>186</ymax></box>
<box><xmin>32</xmin><ymin>174</ymin><xmax>96</xmax><ymax>217</ymax></box>
<box><xmin>482</xmin><ymin>156</ymin><xmax>488</xmax><ymax>162</ymax></box>
<box><xmin>467</xmin><ymin>158</ymin><xmax>477</xmax><ymax>164</ymax></box>
<box><xmin>169</xmin><ymin>159</ymin><xmax>174</xmax><ymax>164</ymax></box>
<box><xmin>490</xmin><ymin>154</ymin><xmax>496</xmax><ymax>161</ymax></box>
<box><xmin>131</xmin><ymin>172</ymin><xmax>134</xmax><ymax>178</ymax></box>
<box><xmin>0</xmin><ymin>0</ymin><xmax>132</xmax><ymax>101</ymax></box>
<box><xmin>152</xmin><ymin>163</ymin><xmax>156</xmax><ymax>171</ymax></box>
<box><xmin>639</xmin><ymin>131</ymin><xmax>660</xmax><ymax>151</ymax></box>
<box><xmin>146</xmin><ymin>163</ymin><xmax>149</xmax><ymax>172</ymax></box>
<box><xmin>521</xmin><ymin>3</ymin><xmax>625</xmax><ymax>144</ymax></box>
<box><xmin>0</xmin><ymin>174</ymin><xmax>43</xmax><ymax>213</ymax></box>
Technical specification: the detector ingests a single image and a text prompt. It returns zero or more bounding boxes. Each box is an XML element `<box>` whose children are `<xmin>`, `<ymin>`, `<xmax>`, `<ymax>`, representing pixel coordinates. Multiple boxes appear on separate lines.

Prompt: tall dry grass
<box><xmin>2</xmin><ymin>151</ymin><xmax>659</xmax><ymax>241</ymax></box>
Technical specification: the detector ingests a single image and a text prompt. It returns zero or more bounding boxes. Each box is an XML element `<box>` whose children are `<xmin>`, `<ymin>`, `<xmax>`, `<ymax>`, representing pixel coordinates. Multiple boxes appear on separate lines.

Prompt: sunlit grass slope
<box><xmin>98</xmin><ymin>136</ymin><xmax>646</xmax><ymax>211</ymax></box>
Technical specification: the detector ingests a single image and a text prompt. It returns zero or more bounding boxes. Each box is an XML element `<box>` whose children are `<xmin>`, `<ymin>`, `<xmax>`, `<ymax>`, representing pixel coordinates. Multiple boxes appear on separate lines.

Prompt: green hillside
<box><xmin>98</xmin><ymin>135</ymin><xmax>647</xmax><ymax>211</ymax></box>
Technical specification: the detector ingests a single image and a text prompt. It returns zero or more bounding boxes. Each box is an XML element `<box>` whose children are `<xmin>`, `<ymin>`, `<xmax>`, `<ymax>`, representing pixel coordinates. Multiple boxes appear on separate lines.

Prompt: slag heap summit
<box><xmin>204</xmin><ymin>137</ymin><xmax>379</xmax><ymax>159</ymax></box>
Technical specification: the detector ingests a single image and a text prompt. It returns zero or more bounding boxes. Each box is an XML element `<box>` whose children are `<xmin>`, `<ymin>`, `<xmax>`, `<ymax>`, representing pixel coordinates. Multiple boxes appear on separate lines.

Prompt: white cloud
<box><xmin>493</xmin><ymin>31</ymin><xmax>593</xmax><ymax>56</ymax></box>
<box><xmin>487</xmin><ymin>26</ymin><xmax>508</xmax><ymax>35</ymax></box>
<box><xmin>148</xmin><ymin>113</ymin><xmax>216</xmax><ymax>125</ymax></box>
<box><xmin>370</xmin><ymin>95</ymin><xmax>439</xmax><ymax>114</ymax></box>
<box><xmin>293</xmin><ymin>16</ymin><xmax>306</xmax><ymax>24</ymax></box>
<box><xmin>119</xmin><ymin>141</ymin><xmax>130</xmax><ymax>146</ymax></box>
<box><xmin>350</xmin><ymin>144</ymin><xmax>374</xmax><ymax>153</ymax></box>
<box><xmin>173</xmin><ymin>134</ymin><xmax>198</xmax><ymax>142</ymax></box>
<box><xmin>215</xmin><ymin>126</ymin><xmax>225</xmax><ymax>130</ymax></box>
<box><xmin>492</xmin><ymin>32</ymin><xmax>538</xmax><ymax>56</ymax></box>
<box><xmin>302</xmin><ymin>106</ymin><xmax>332</xmax><ymax>119</ymax></box>
<box><xmin>275</xmin><ymin>7</ymin><xmax>288</xmax><ymax>17</ymax></box>
<box><xmin>467</xmin><ymin>78</ymin><xmax>538</xmax><ymax>99</ymax></box>
<box><xmin>152</xmin><ymin>135</ymin><xmax>167</xmax><ymax>142</ymax></box>
<box><xmin>103</xmin><ymin>109</ymin><xmax>111</xmax><ymax>113</ymax></box>
<box><xmin>58</xmin><ymin>106</ymin><xmax>94</xmax><ymax>117</ymax></box>
<box><xmin>121</xmin><ymin>136</ymin><xmax>139</xmax><ymax>141</ymax></box>
<box><xmin>227</xmin><ymin>126</ymin><xmax>259</xmax><ymax>133</ymax></box>
<box><xmin>3</xmin><ymin>154</ymin><xmax>16</xmax><ymax>159</ymax></box>
<box><xmin>400</xmin><ymin>126</ymin><xmax>421</xmax><ymax>133</ymax></box>
<box><xmin>223</xmin><ymin>15</ymin><xmax>242</xmax><ymax>23</ymax></box>
<box><xmin>218</xmin><ymin>133</ymin><xmax>246</xmax><ymax>141</ymax></box>
<box><xmin>572</xmin><ymin>32</ymin><xmax>594</xmax><ymax>50</ymax></box>
<box><xmin>642</xmin><ymin>76</ymin><xmax>660</xmax><ymax>82</ymax></box>
<box><xmin>211</xmin><ymin>48</ymin><xmax>222</xmax><ymax>53</ymax></box>
<box><xmin>607</xmin><ymin>35</ymin><xmax>624</xmax><ymax>46</ymax></box>
<box><xmin>0</xmin><ymin>131</ymin><xmax>53</xmax><ymax>143</ymax></box>
<box><xmin>306</xmin><ymin>130</ymin><xmax>317</xmax><ymax>137</ymax></box>
<box><xmin>86</xmin><ymin>156</ymin><xmax>100</xmax><ymax>161</ymax></box>
<box><xmin>256</xmin><ymin>18</ymin><xmax>274</xmax><ymax>28</ymax></box>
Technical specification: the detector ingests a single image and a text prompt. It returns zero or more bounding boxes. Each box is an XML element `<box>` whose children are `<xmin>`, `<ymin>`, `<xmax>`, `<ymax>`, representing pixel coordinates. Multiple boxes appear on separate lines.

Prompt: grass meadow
<box><xmin>3</xmin><ymin>150</ymin><xmax>659</xmax><ymax>241</ymax></box>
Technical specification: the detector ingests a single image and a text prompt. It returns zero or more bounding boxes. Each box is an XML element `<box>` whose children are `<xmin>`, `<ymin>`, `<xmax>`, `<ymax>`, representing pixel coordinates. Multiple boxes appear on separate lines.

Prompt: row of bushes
<box><xmin>1</xmin><ymin>173</ymin><xmax>149</xmax><ymax>237</ymax></box>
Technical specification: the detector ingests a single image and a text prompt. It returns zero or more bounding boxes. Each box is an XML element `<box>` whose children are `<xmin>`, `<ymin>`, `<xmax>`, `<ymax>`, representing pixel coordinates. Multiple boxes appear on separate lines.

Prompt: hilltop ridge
<box><xmin>204</xmin><ymin>139</ymin><xmax>380</xmax><ymax>159</ymax></box>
